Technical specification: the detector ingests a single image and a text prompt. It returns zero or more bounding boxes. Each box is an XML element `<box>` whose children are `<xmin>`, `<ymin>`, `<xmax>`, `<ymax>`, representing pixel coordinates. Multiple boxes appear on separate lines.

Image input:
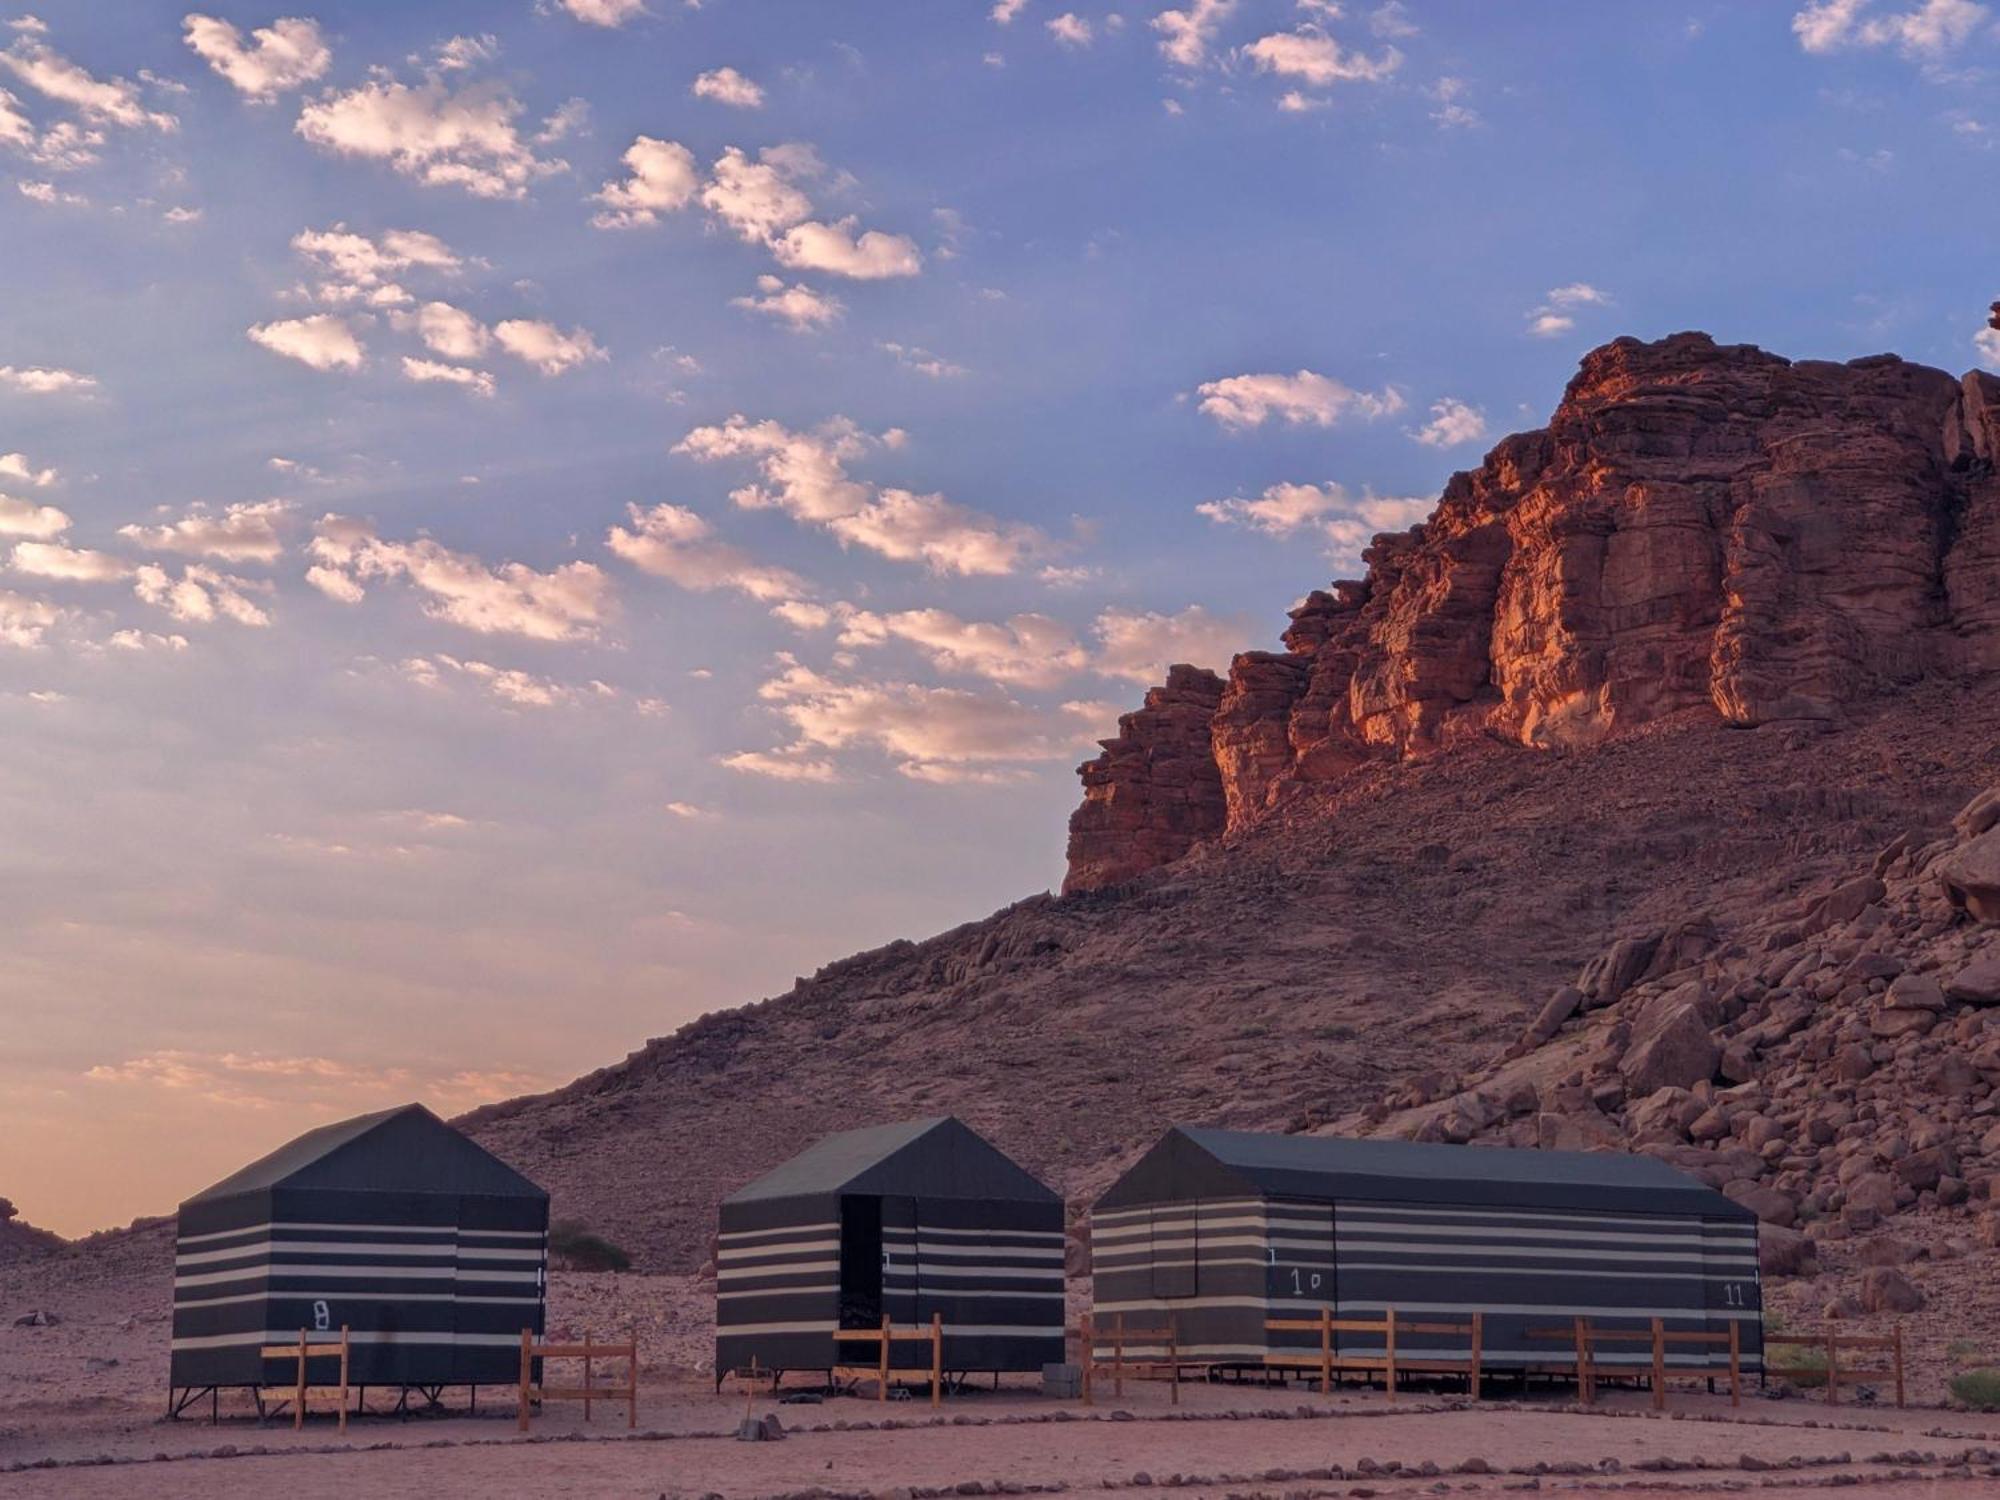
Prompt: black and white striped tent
<box><xmin>171</xmin><ymin>1104</ymin><xmax>548</xmax><ymax>1405</ymax></box>
<box><xmin>1092</xmin><ymin>1126</ymin><xmax>1762</xmax><ymax>1375</ymax></box>
<box><xmin>716</xmin><ymin>1117</ymin><xmax>1065</xmax><ymax>1380</ymax></box>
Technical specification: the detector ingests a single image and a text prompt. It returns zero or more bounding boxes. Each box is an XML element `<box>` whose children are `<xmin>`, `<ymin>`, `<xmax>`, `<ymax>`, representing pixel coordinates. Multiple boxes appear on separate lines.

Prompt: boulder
<box><xmin>1620</xmin><ymin>1001</ymin><xmax>1720</xmax><ymax>1096</ymax></box>
<box><xmin>1881</xmin><ymin>974</ymin><xmax>1947</xmax><ymax>1012</ymax></box>
<box><xmin>1869</xmin><ymin>1007</ymin><xmax>1936</xmax><ymax>1039</ymax></box>
<box><xmin>1523</xmin><ymin>986</ymin><xmax>1584</xmax><ymax>1046</ymax></box>
<box><xmin>1937</xmin><ymin>829</ymin><xmax>2000</xmax><ymax>924</ymax></box>
<box><xmin>1895</xmin><ymin>1145</ymin><xmax>1956</xmax><ymax>1192</ymax></box>
<box><xmin>1845</xmin><ymin>1172</ymin><xmax>1900</xmax><ymax>1217</ymax></box>
<box><xmin>1859</xmin><ymin>1266</ymin><xmax>1925</xmax><ymax>1314</ymax></box>
<box><xmin>1946</xmin><ymin>957</ymin><xmax>2000</xmax><ymax>1005</ymax></box>
<box><xmin>1725</xmin><ymin>1182</ymin><xmax>1797</xmax><ymax>1227</ymax></box>
<box><xmin>1758</xmin><ymin>1225</ymin><xmax>1818</xmax><ymax>1277</ymax></box>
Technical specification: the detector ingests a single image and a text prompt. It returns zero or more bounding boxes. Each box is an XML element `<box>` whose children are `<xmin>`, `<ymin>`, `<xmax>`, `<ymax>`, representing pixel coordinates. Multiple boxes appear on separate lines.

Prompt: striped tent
<box><xmin>716</xmin><ymin>1117</ymin><xmax>1065</xmax><ymax>1379</ymax></box>
<box><xmin>1092</xmin><ymin>1126</ymin><xmax>1762</xmax><ymax>1374</ymax></box>
<box><xmin>171</xmin><ymin>1104</ymin><xmax>548</xmax><ymax>1404</ymax></box>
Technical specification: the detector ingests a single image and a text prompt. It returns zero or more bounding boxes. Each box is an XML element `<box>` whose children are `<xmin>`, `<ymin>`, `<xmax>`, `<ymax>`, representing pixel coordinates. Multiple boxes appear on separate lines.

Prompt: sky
<box><xmin>1</xmin><ymin>0</ymin><xmax>1996</xmax><ymax>1238</ymax></box>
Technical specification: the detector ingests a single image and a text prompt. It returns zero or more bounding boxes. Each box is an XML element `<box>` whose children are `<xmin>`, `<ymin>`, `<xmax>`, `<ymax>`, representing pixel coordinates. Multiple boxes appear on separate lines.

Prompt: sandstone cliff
<box><xmin>1067</xmin><ymin>334</ymin><xmax>2000</xmax><ymax>894</ymax></box>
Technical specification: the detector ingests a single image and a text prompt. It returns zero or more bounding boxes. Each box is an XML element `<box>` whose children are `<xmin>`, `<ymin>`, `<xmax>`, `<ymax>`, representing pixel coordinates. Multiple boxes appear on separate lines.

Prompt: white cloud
<box><xmin>731</xmin><ymin>275</ymin><xmax>844</xmax><ymax>332</ymax></box>
<box><xmin>108</xmin><ymin>627</ymin><xmax>190</xmax><ymax>652</ymax></box>
<box><xmin>305</xmin><ymin>562</ymin><xmax>365</xmax><ymax>602</ymax></box>
<box><xmin>880</xmin><ymin>342</ymin><xmax>967</xmax><ymax>379</ymax></box>
<box><xmin>771</xmin><ymin>218</ymin><xmax>923</xmax><ymax>280</ymax></box>
<box><xmin>1092</xmin><ymin>604</ymin><xmax>1252</xmax><ymax>683</ymax></box>
<box><xmin>11</xmin><ymin>540</ymin><xmax>132</xmax><ymax>581</ymax></box>
<box><xmin>182</xmin><ymin>14</ymin><xmax>330</xmax><ymax>100</ymax></box>
<box><xmin>1197</xmin><ymin>480</ymin><xmax>1434</xmax><ymax>561</ymax></box>
<box><xmin>293</xmin><ymin>225</ymin><xmax>460</xmax><ymax>302</ymax></box>
<box><xmin>0</xmin><ymin>587</ymin><xmax>61</xmax><ymax>647</ymax></box>
<box><xmin>492</xmin><ymin>318</ymin><xmax>604</xmax><ymax>374</ymax></box>
<box><xmin>1792</xmin><ymin>0</ymin><xmax>1989</xmax><ymax>56</ymax></box>
<box><xmin>1410</xmin><ymin>397</ymin><xmax>1487</xmax><ymax>448</ymax></box>
<box><xmin>0</xmin><ymin>493</ymin><xmax>69</xmax><ymax>538</ymax></box>
<box><xmin>434</xmin><ymin>34</ymin><xmax>499</xmax><ymax>72</ymax></box>
<box><xmin>556</xmin><ymin>0</ymin><xmax>648</xmax><ymax>25</ymax></box>
<box><xmin>604</xmin><ymin>502</ymin><xmax>809</xmax><ymax>601</ymax></box>
<box><xmin>17</xmin><ymin>178</ymin><xmax>82</xmax><ymax>205</ymax></box>
<box><xmin>592</xmin><ymin>134</ymin><xmax>699</xmax><ymax>228</ymax></box>
<box><xmin>0</xmin><ymin>363</ymin><xmax>95</xmax><ymax>395</ymax></box>
<box><xmin>700</xmin><ymin>143</ymin><xmax>816</xmax><ymax>242</ymax></box>
<box><xmin>1244</xmin><ymin>28</ymin><xmax>1401</xmax><ymax>87</ymax></box>
<box><xmin>836</xmin><ymin>606</ymin><xmax>1090</xmax><ymax>688</ymax></box>
<box><xmin>676</xmin><ymin>415</ymin><xmax>1049</xmax><ymax>575</ymax></box>
<box><xmin>401</xmin><ymin>300</ymin><xmax>490</xmax><ymax>360</ymax></box>
<box><xmin>991</xmin><ymin>0</ymin><xmax>1031</xmax><ymax>20</ymax></box>
<box><xmin>1154</xmin><ymin>0</ymin><xmax>1237</xmax><ymax>66</ymax></box>
<box><xmin>117</xmin><ymin>499</ymin><xmax>289</xmax><ymax>561</ymax></box>
<box><xmin>719</xmin><ymin>747</ymin><xmax>840</xmax><ymax>782</ymax></box>
<box><xmin>1976</xmin><ymin>325</ymin><xmax>2000</xmax><ymax>371</ymax></box>
<box><xmin>401</xmin><ymin>356</ymin><xmax>496</xmax><ymax>396</ymax></box>
<box><xmin>0</xmin><ymin>451</ymin><xmax>57</xmax><ymax>487</ymax></box>
<box><xmin>1194</xmin><ymin>369</ymin><xmax>1404</xmax><ymax>430</ymax></box>
<box><xmin>1526</xmin><ymin>282</ymin><xmax>1611</xmax><ymax>338</ymax></box>
<box><xmin>296</xmin><ymin>74</ymin><xmax>562</xmax><ymax>199</ymax></box>
<box><xmin>0</xmin><ymin>37</ymin><xmax>176</xmax><ymax>131</ymax></box>
<box><xmin>1048</xmin><ymin>13</ymin><xmax>1094</xmax><ymax>46</ymax></box>
<box><xmin>403</xmin><ymin>653</ymin><xmax>578</xmax><ymax>708</ymax></box>
<box><xmin>248</xmin><ymin>313</ymin><xmax>365</xmax><ymax>371</ymax></box>
<box><xmin>1428</xmin><ymin>75</ymin><xmax>1480</xmax><ymax>129</ymax></box>
<box><xmin>692</xmin><ymin>66</ymin><xmax>764</xmax><ymax>108</ymax></box>
<box><xmin>1371</xmin><ymin>1</ymin><xmax>1419</xmax><ymax>38</ymax></box>
<box><xmin>308</xmin><ymin>514</ymin><xmax>613</xmax><ymax>640</ymax></box>
<box><xmin>133</xmin><ymin>562</ymin><xmax>271</xmax><ymax>626</ymax></box>
<box><xmin>664</xmin><ymin>800</ymin><xmax>711</xmax><ymax>818</ymax></box>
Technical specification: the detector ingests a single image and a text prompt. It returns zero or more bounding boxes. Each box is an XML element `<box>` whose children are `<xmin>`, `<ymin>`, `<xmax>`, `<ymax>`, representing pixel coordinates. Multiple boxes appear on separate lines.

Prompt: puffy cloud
<box><xmin>1047</xmin><ymin>13</ymin><xmax>1094</xmax><ymax>45</ymax></box>
<box><xmin>1428</xmin><ymin>75</ymin><xmax>1480</xmax><ymax>129</ymax></box>
<box><xmin>700</xmin><ymin>143</ymin><xmax>816</xmax><ymax>243</ymax></box>
<box><xmin>592</xmin><ymin>134</ymin><xmax>699</xmax><ymax>228</ymax></box>
<box><xmin>719</xmin><ymin>747</ymin><xmax>840</xmax><ymax>782</ymax></box>
<box><xmin>402</xmin><ymin>653</ymin><xmax>576</xmax><ymax>708</ymax></box>
<box><xmin>11</xmin><ymin>540</ymin><xmax>132</xmax><ymax>581</ymax></box>
<box><xmin>1197</xmin><ymin>481</ymin><xmax>1435</xmax><ymax>561</ymax></box>
<box><xmin>604</xmin><ymin>502</ymin><xmax>809</xmax><ymax>601</ymax></box>
<box><xmin>1194</xmin><ymin>369</ymin><xmax>1404</xmax><ymax>430</ymax></box>
<box><xmin>1976</xmin><ymin>325</ymin><xmax>2000</xmax><ymax>371</ymax></box>
<box><xmin>308</xmin><ymin>514</ymin><xmax>613</xmax><ymax>640</ymax></box>
<box><xmin>1526</xmin><ymin>282</ymin><xmax>1610</xmax><ymax>338</ymax></box>
<box><xmin>492</xmin><ymin>318</ymin><xmax>604</xmax><ymax>374</ymax></box>
<box><xmin>296</xmin><ymin>74</ymin><xmax>562</xmax><ymax>199</ymax></box>
<box><xmin>1410</xmin><ymin>397</ymin><xmax>1488</xmax><ymax>448</ymax></box>
<box><xmin>1092</xmin><ymin>604</ymin><xmax>1253</xmax><ymax>683</ymax></box>
<box><xmin>0</xmin><ymin>37</ymin><xmax>176</xmax><ymax>130</ymax></box>
<box><xmin>1154</xmin><ymin>0</ymin><xmax>1237</xmax><ymax>66</ymax></box>
<box><xmin>293</xmin><ymin>225</ymin><xmax>460</xmax><ymax>300</ymax></box>
<box><xmin>0</xmin><ymin>363</ymin><xmax>95</xmax><ymax>394</ymax></box>
<box><xmin>0</xmin><ymin>587</ymin><xmax>61</xmax><ymax>647</ymax></box>
<box><xmin>0</xmin><ymin>452</ymin><xmax>56</xmax><ymax>487</ymax></box>
<box><xmin>991</xmin><ymin>0</ymin><xmax>1031</xmax><ymax>20</ymax></box>
<box><xmin>117</xmin><ymin>499</ymin><xmax>290</xmax><ymax>561</ymax></box>
<box><xmin>108</xmin><ymin>627</ymin><xmax>190</xmax><ymax>651</ymax></box>
<box><xmin>732</xmin><ymin>275</ymin><xmax>844</xmax><ymax>332</ymax></box>
<box><xmin>879</xmin><ymin>342</ymin><xmax>966</xmax><ymax>379</ymax></box>
<box><xmin>0</xmin><ymin>494</ymin><xmax>68</xmax><ymax>537</ymax></box>
<box><xmin>692</xmin><ymin>66</ymin><xmax>764</xmax><ymax>108</ymax></box>
<box><xmin>182</xmin><ymin>14</ymin><xmax>330</xmax><ymax>100</ymax></box>
<box><xmin>676</xmin><ymin>415</ymin><xmax>1049</xmax><ymax>575</ymax></box>
<box><xmin>17</xmin><ymin>178</ymin><xmax>82</xmax><ymax>205</ymax></box>
<box><xmin>133</xmin><ymin>562</ymin><xmax>272</xmax><ymax>626</ymax></box>
<box><xmin>556</xmin><ymin>0</ymin><xmax>649</xmax><ymax>25</ymax></box>
<box><xmin>401</xmin><ymin>356</ymin><xmax>495</xmax><ymax>396</ymax></box>
<box><xmin>1793</xmin><ymin>0</ymin><xmax>1989</xmax><ymax>56</ymax></box>
<box><xmin>402</xmin><ymin>300</ymin><xmax>490</xmax><ymax>360</ymax></box>
<box><xmin>771</xmin><ymin>218</ymin><xmax>923</xmax><ymax>280</ymax></box>
<box><xmin>1244</xmin><ymin>28</ymin><xmax>1402</xmax><ymax>88</ymax></box>
<box><xmin>434</xmin><ymin>34</ymin><xmax>499</xmax><ymax>72</ymax></box>
<box><xmin>835</xmin><ymin>606</ymin><xmax>1090</xmax><ymax>688</ymax></box>
<box><xmin>247</xmin><ymin>313</ymin><xmax>365</xmax><ymax>371</ymax></box>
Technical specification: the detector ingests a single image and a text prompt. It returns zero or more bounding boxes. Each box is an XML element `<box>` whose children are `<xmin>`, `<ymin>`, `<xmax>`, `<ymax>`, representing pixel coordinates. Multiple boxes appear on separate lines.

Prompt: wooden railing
<box><xmin>1525</xmin><ymin>1318</ymin><xmax>1744</xmax><ymax>1409</ymax></box>
<box><xmin>517</xmin><ymin>1329</ymin><xmax>638</xmax><ymax>1431</ymax></box>
<box><xmin>1266</xmin><ymin>1308</ymin><xmax>1483</xmax><ymax>1399</ymax></box>
<box><xmin>831</xmin><ymin>1314</ymin><xmax>943</xmax><ymax>1406</ymax></box>
<box><xmin>1766</xmin><ymin>1326</ymin><xmax>1904</xmax><ymax>1408</ymax></box>
<box><xmin>1077</xmin><ymin>1312</ymin><xmax>1183</xmax><ymax>1405</ymax></box>
<box><xmin>258</xmin><ymin>1326</ymin><xmax>350</xmax><ymax>1432</ymax></box>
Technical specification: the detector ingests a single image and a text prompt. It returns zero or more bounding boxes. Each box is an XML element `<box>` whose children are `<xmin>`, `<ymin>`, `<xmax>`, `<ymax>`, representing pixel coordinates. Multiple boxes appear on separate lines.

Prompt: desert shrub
<box><xmin>549</xmin><ymin>1220</ymin><xmax>631</xmax><ymax>1272</ymax></box>
<box><xmin>1950</xmin><ymin>1369</ymin><xmax>2000</xmax><ymax>1411</ymax></box>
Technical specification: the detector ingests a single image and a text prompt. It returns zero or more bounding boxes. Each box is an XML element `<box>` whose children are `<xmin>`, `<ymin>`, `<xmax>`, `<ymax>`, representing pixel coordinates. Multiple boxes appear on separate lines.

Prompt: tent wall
<box><xmin>170</xmin><ymin>1185</ymin><xmax>545</xmax><ymax>1390</ymax></box>
<box><xmin>1090</xmin><ymin>1197</ymin><xmax>1275</xmax><ymax>1363</ymax></box>
<box><xmin>715</xmin><ymin>1191</ymin><xmax>844</xmax><ymax>1375</ymax></box>
<box><xmin>880</xmin><ymin>1195</ymin><xmax>1064</xmax><ymax>1372</ymax></box>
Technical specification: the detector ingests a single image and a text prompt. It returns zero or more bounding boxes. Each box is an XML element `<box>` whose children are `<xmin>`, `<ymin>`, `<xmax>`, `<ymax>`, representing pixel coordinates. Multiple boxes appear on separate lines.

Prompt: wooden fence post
<box><xmin>1384</xmin><ymin>1307</ymin><xmax>1397</xmax><ymax>1401</ymax></box>
<box><xmin>1893</xmin><ymin>1323</ymin><xmax>1905</xmax><ymax>1410</ymax></box>
<box><xmin>1728</xmin><ymin>1319</ymin><xmax>1741</xmax><ymax>1409</ymax></box>
<box><xmin>1650</xmin><ymin>1318</ymin><xmax>1666</xmax><ymax>1411</ymax></box>
<box><xmin>1081</xmin><ymin>1313</ymin><xmax>1094</xmax><ymax>1407</ymax></box>
<box><xmin>1113</xmin><ymin>1312</ymin><xmax>1125</xmax><ymax>1399</ymax></box>
<box><xmin>1319</xmin><ymin>1306</ymin><xmax>1332</xmax><ymax>1397</ymax></box>
<box><xmin>294</xmin><ymin>1329</ymin><xmax>308</xmax><ymax>1432</ymax></box>
<box><xmin>337</xmin><ymin>1326</ymin><xmax>350</xmax><ymax>1436</ymax></box>
<box><xmin>518</xmin><ymin>1327</ymin><xmax>532</xmax><ymax>1431</ymax></box>
<box><xmin>1573</xmin><ymin>1317</ymin><xmax>1592</xmax><ymax>1404</ymax></box>
<box><xmin>931</xmin><ymin>1312</ymin><xmax>943</xmax><ymax>1409</ymax></box>
<box><xmin>1168</xmin><ymin>1314</ymin><xmax>1179</xmax><ymax>1407</ymax></box>
<box><xmin>1469</xmin><ymin>1312</ymin><xmax>1483</xmax><ymax>1402</ymax></box>
<box><xmin>879</xmin><ymin>1315</ymin><xmax>891</xmax><ymax>1403</ymax></box>
<box><xmin>1826</xmin><ymin>1329</ymin><xmax>1839</xmax><ymax>1407</ymax></box>
<box><xmin>628</xmin><ymin>1329</ymin><xmax>638</xmax><ymax>1429</ymax></box>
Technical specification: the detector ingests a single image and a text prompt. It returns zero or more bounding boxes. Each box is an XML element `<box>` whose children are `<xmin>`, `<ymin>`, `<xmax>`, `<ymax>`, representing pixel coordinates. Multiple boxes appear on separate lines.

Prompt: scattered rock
<box><xmin>1859</xmin><ymin>1266</ymin><xmax>1926</xmax><ymax>1314</ymax></box>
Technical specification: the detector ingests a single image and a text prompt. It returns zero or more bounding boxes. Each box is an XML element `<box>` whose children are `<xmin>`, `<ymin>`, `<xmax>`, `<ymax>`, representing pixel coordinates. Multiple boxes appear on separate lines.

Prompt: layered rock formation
<box><xmin>1068</xmin><ymin>333</ymin><xmax>2000</xmax><ymax>893</ymax></box>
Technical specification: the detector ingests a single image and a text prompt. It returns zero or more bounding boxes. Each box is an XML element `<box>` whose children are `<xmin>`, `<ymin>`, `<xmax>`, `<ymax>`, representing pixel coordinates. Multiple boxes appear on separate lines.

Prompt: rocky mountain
<box><xmin>1067</xmin><ymin>333</ymin><xmax>1999</xmax><ymax>891</ymax></box>
<box><xmin>0</xmin><ymin>1199</ymin><xmax>64</xmax><ymax>1266</ymax></box>
<box><xmin>461</xmin><ymin>332</ymin><xmax>2000</xmax><ymax>1272</ymax></box>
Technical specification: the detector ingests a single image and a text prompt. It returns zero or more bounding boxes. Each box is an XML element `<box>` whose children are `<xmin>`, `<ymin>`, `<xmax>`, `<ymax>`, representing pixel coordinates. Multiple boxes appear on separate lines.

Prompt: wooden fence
<box><xmin>1766</xmin><ymin>1326</ymin><xmax>1905</xmax><ymax>1408</ymax></box>
<box><xmin>830</xmin><ymin>1315</ymin><xmax>944</xmax><ymax>1406</ymax></box>
<box><xmin>258</xmin><ymin>1326</ymin><xmax>350</xmax><ymax>1432</ymax></box>
<box><xmin>1266</xmin><ymin>1308</ymin><xmax>1483</xmax><ymax>1399</ymax></box>
<box><xmin>1526</xmin><ymin>1317</ymin><xmax>1743</xmax><ymax>1409</ymax></box>
<box><xmin>517</xmin><ymin>1329</ymin><xmax>638</xmax><ymax>1431</ymax></box>
<box><xmin>1077</xmin><ymin>1312</ymin><xmax>1183</xmax><ymax>1405</ymax></box>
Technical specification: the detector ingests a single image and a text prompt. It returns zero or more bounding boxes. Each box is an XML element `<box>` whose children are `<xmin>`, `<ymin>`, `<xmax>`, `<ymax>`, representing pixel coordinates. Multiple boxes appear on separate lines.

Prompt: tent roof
<box><xmin>1096</xmin><ymin>1125</ymin><xmax>1752</xmax><ymax>1220</ymax></box>
<box><xmin>725</xmin><ymin>1116</ymin><xmax>1059</xmax><ymax>1206</ymax></box>
<box><xmin>183</xmin><ymin>1103</ymin><xmax>546</xmax><ymax>1205</ymax></box>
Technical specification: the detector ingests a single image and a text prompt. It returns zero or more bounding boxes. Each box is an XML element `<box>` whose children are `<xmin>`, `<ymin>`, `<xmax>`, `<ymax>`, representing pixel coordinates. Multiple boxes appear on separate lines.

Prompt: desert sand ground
<box><xmin>8</xmin><ymin>1255</ymin><xmax>2000</xmax><ymax>1499</ymax></box>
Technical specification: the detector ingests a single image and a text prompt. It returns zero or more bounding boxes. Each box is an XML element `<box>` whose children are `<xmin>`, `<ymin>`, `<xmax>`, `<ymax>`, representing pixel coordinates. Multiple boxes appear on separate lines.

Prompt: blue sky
<box><xmin>1</xmin><ymin>0</ymin><xmax>1995</xmax><ymax>1235</ymax></box>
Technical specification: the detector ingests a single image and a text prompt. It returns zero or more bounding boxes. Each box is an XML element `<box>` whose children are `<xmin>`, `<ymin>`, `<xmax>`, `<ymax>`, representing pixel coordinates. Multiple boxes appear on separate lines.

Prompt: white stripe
<box><xmin>1336</xmin><ymin>1262</ymin><xmax>1749</xmax><ymax>1283</ymax></box>
<box><xmin>1092</xmin><ymin>1199</ymin><xmax>1264</xmax><ymax>1227</ymax></box>
<box><xmin>171</xmin><ymin>1329</ymin><xmax>528</xmax><ymax>1353</ymax></box>
<box><xmin>900</xmin><ymin>1225</ymin><xmax>1063</xmax><ymax>1243</ymax></box>
<box><xmin>177</xmin><ymin>1239</ymin><xmax>472</xmax><ymax>1268</ymax></box>
<box><xmin>884</xmin><ymin>1264</ymin><xmax>1063</xmax><ymax>1281</ymax></box>
<box><xmin>718</xmin><ymin>1258</ymin><xmax>838</xmax><ymax>1283</ymax></box>
<box><xmin>175</xmin><ymin>1264</ymin><xmax>458</xmax><ymax>1289</ymax></box>
<box><xmin>716</xmin><ymin>1284</ymin><xmax>839</xmax><ymax>1301</ymax></box>
<box><xmin>177</xmin><ymin>1221</ymin><xmax>459</xmax><ymax>1248</ymax></box>
<box><xmin>717</xmin><ymin>1222</ymin><xmax>838</xmax><ymax>1245</ymax></box>
<box><xmin>1341</xmin><ymin>1204</ymin><xmax>1752</xmax><ymax>1236</ymax></box>
<box><xmin>718</xmin><ymin>1239</ymin><xmax>839</xmax><ymax>1262</ymax></box>
<box><xmin>1336</xmin><ymin>1224</ymin><xmax>1746</xmax><ymax>1251</ymax></box>
<box><xmin>1335</xmin><ymin>1238</ymin><xmax>1757</xmax><ymax>1267</ymax></box>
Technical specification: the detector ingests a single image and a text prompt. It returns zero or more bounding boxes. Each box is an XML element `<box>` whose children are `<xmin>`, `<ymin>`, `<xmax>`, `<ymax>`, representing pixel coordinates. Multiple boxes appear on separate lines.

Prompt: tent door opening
<box><xmin>838</xmin><ymin>1196</ymin><xmax>884</xmax><ymax>1331</ymax></box>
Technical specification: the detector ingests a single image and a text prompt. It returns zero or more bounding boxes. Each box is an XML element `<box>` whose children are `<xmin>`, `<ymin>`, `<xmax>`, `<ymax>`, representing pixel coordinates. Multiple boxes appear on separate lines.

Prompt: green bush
<box><xmin>549</xmin><ymin>1220</ymin><xmax>631</xmax><ymax>1272</ymax></box>
<box><xmin>1950</xmin><ymin>1369</ymin><xmax>2000</xmax><ymax>1411</ymax></box>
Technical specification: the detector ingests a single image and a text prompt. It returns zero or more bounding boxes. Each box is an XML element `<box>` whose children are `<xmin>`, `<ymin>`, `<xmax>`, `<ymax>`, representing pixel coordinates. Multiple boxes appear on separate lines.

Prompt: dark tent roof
<box><xmin>183</xmin><ymin>1103</ymin><xmax>546</xmax><ymax>1205</ymax></box>
<box><xmin>725</xmin><ymin>1116</ymin><xmax>1059</xmax><ymax>1206</ymax></box>
<box><xmin>1095</xmin><ymin>1125</ymin><xmax>1752</xmax><ymax>1220</ymax></box>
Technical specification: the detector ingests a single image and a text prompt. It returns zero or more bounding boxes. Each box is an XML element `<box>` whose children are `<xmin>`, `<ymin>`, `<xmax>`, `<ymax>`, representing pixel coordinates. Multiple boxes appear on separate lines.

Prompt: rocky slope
<box><xmin>0</xmin><ymin>1201</ymin><xmax>63</xmax><ymax>1267</ymax></box>
<box><xmin>1067</xmin><ymin>334</ymin><xmax>1999</xmax><ymax>892</ymax></box>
